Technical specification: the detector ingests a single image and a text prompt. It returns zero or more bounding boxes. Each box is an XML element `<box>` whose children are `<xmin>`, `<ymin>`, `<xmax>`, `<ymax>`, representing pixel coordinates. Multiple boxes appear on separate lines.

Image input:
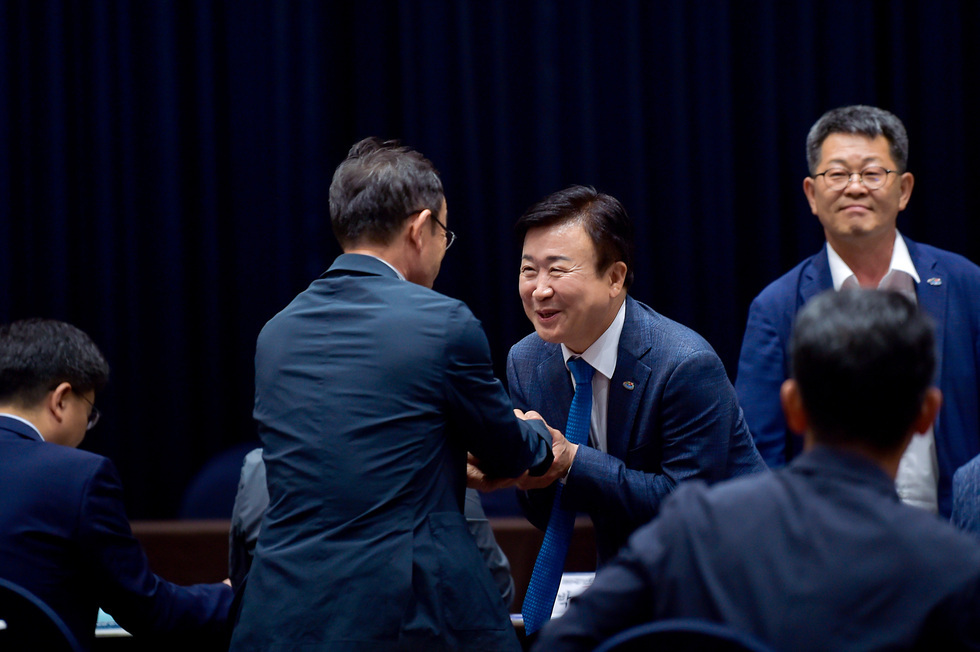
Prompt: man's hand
<box><xmin>516</xmin><ymin>410</ymin><xmax>577</xmax><ymax>490</ymax></box>
<box><xmin>467</xmin><ymin>453</ymin><xmax>524</xmax><ymax>492</ymax></box>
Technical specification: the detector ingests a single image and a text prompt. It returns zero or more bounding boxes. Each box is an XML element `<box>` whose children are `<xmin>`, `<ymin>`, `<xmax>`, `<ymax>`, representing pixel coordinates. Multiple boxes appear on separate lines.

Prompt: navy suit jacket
<box><xmin>0</xmin><ymin>416</ymin><xmax>233</xmax><ymax>651</ymax></box>
<box><xmin>953</xmin><ymin>452</ymin><xmax>980</xmax><ymax>538</ymax></box>
<box><xmin>230</xmin><ymin>254</ymin><xmax>553</xmax><ymax>652</ymax></box>
<box><xmin>507</xmin><ymin>296</ymin><xmax>766</xmax><ymax>564</ymax></box>
<box><xmin>533</xmin><ymin>447</ymin><xmax>980</xmax><ymax>652</ymax></box>
<box><xmin>736</xmin><ymin>236</ymin><xmax>980</xmax><ymax>516</ymax></box>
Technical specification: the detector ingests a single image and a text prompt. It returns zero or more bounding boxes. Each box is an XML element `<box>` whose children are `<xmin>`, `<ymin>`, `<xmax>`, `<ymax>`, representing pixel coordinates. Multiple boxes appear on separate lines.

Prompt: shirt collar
<box><xmin>560</xmin><ymin>300</ymin><xmax>626</xmax><ymax>380</ymax></box>
<box><xmin>361</xmin><ymin>254</ymin><xmax>406</xmax><ymax>281</ymax></box>
<box><xmin>826</xmin><ymin>230</ymin><xmax>920</xmax><ymax>291</ymax></box>
<box><xmin>0</xmin><ymin>413</ymin><xmax>45</xmax><ymax>441</ymax></box>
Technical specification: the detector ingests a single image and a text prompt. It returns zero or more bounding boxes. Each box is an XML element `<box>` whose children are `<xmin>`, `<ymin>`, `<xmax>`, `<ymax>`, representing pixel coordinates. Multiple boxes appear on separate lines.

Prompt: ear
<box><xmin>802</xmin><ymin>176</ymin><xmax>818</xmax><ymax>216</ymax></box>
<box><xmin>47</xmin><ymin>382</ymin><xmax>73</xmax><ymax>424</ymax></box>
<box><xmin>911</xmin><ymin>387</ymin><xmax>942</xmax><ymax>435</ymax></box>
<box><xmin>407</xmin><ymin>209</ymin><xmax>432</xmax><ymax>250</ymax></box>
<box><xmin>606</xmin><ymin>261</ymin><xmax>628</xmax><ymax>298</ymax></box>
<box><xmin>897</xmin><ymin>171</ymin><xmax>914</xmax><ymax>211</ymax></box>
<box><xmin>780</xmin><ymin>379</ymin><xmax>808</xmax><ymax>435</ymax></box>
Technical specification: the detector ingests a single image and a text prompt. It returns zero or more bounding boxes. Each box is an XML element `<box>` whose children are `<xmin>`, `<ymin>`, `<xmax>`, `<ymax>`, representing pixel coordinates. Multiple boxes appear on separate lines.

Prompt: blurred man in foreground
<box><xmin>537</xmin><ymin>290</ymin><xmax>980</xmax><ymax>651</ymax></box>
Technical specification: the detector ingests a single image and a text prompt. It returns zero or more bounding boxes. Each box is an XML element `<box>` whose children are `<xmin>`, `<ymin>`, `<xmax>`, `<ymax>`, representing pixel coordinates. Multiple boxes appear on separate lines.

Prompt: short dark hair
<box><xmin>789</xmin><ymin>290</ymin><xmax>935</xmax><ymax>452</ymax></box>
<box><xmin>0</xmin><ymin>319</ymin><xmax>110</xmax><ymax>407</ymax></box>
<box><xmin>806</xmin><ymin>105</ymin><xmax>909</xmax><ymax>175</ymax></box>
<box><xmin>515</xmin><ymin>185</ymin><xmax>634</xmax><ymax>289</ymax></box>
<box><xmin>328</xmin><ymin>137</ymin><xmax>444</xmax><ymax>248</ymax></box>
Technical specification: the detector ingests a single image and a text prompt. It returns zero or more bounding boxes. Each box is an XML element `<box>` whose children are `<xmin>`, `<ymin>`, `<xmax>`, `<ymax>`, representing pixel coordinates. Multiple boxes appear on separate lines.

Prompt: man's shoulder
<box><xmin>625</xmin><ymin>298</ymin><xmax>719</xmax><ymax>359</ymax></box>
<box><xmin>508</xmin><ymin>330</ymin><xmax>559</xmax><ymax>364</ymax></box>
<box><xmin>752</xmin><ymin>254</ymin><xmax>822</xmax><ymax>307</ymax></box>
<box><xmin>909</xmin><ymin>239</ymin><xmax>980</xmax><ymax>278</ymax></box>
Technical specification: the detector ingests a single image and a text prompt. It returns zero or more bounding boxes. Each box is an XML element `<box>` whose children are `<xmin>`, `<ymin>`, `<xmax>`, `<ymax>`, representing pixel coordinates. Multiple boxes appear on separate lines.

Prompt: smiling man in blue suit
<box><xmin>505</xmin><ymin>186</ymin><xmax>766</xmax><ymax>606</ymax></box>
<box><xmin>230</xmin><ymin>138</ymin><xmax>563</xmax><ymax>652</ymax></box>
<box><xmin>0</xmin><ymin>319</ymin><xmax>233</xmax><ymax>651</ymax></box>
<box><xmin>736</xmin><ymin>105</ymin><xmax>980</xmax><ymax>517</ymax></box>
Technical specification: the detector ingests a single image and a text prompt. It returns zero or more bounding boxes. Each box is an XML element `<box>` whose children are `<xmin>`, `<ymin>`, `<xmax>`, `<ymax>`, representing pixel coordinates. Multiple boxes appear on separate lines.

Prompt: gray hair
<box><xmin>805</xmin><ymin>105</ymin><xmax>909</xmax><ymax>175</ymax></box>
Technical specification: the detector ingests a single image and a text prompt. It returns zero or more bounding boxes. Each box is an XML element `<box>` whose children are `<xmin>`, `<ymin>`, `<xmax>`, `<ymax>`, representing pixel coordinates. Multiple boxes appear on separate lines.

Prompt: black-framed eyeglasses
<box><xmin>431</xmin><ymin>215</ymin><xmax>457</xmax><ymax>250</ymax></box>
<box><xmin>408</xmin><ymin>209</ymin><xmax>456</xmax><ymax>250</ymax></box>
<box><xmin>74</xmin><ymin>391</ymin><xmax>101</xmax><ymax>431</ymax></box>
<box><xmin>812</xmin><ymin>166</ymin><xmax>898</xmax><ymax>191</ymax></box>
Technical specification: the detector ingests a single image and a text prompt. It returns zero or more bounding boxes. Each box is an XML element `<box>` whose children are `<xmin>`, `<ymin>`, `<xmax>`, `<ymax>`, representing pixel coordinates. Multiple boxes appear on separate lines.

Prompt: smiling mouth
<box><xmin>536</xmin><ymin>310</ymin><xmax>560</xmax><ymax>321</ymax></box>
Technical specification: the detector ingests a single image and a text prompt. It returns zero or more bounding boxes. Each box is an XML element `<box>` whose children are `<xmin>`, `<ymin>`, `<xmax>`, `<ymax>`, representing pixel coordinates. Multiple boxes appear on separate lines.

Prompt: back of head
<box><xmin>515</xmin><ymin>184</ymin><xmax>635</xmax><ymax>289</ymax></box>
<box><xmin>806</xmin><ymin>105</ymin><xmax>909</xmax><ymax>174</ymax></box>
<box><xmin>0</xmin><ymin>319</ymin><xmax>110</xmax><ymax>408</ymax></box>
<box><xmin>328</xmin><ymin>137</ymin><xmax>444</xmax><ymax>249</ymax></box>
<box><xmin>789</xmin><ymin>290</ymin><xmax>934</xmax><ymax>452</ymax></box>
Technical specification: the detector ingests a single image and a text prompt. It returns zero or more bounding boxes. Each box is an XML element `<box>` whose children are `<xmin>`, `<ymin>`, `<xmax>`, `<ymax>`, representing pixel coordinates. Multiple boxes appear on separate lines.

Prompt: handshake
<box><xmin>467</xmin><ymin>409</ymin><xmax>577</xmax><ymax>492</ymax></box>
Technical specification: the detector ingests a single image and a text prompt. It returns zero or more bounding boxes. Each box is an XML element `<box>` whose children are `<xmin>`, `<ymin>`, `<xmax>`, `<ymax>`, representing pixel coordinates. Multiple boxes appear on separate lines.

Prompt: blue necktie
<box><xmin>521</xmin><ymin>357</ymin><xmax>594</xmax><ymax>635</ymax></box>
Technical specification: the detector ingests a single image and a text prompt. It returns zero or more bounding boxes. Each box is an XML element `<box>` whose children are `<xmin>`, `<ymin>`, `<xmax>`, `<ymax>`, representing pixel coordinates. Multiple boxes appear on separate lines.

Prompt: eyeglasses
<box><xmin>74</xmin><ymin>391</ymin><xmax>101</xmax><ymax>430</ymax></box>
<box><xmin>431</xmin><ymin>215</ymin><xmax>457</xmax><ymax>250</ymax></box>
<box><xmin>812</xmin><ymin>166</ymin><xmax>898</xmax><ymax>191</ymax></box>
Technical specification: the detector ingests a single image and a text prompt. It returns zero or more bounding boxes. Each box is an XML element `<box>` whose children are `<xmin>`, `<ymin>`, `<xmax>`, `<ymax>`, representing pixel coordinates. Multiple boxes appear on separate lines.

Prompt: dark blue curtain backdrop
<box><xmin>2</xmin><ymin>1</ymin><xmax>979</xmax><ymax>518</ymax></box>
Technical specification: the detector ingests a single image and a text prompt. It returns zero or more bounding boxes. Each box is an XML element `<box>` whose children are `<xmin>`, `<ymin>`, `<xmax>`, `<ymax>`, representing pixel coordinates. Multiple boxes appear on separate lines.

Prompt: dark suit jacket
<box><xmin>0</xmin><ymin>416</ymin><xmax>233</xmax><ymax>651</ymax></box>
<box><xmin>953</xmin><ymin>452</ymin><xmax>980</xmax><ymax>538</ymax></box>
<box><xmin>736</xmin><ymin>236</ymin><xmax>980</xmax><ymax>516</ymax></box>
<box><xmin>533</xmin><ymin>447</ymin><xmax>980</xmax><ymax>652</ymax></box>
<box><xmin>228</xmin><ymin>448</ymin><xmax>515</xmax><ymax>607</ymax></box>
<box><xmin>230</xmin><ymin>254</ymin><xmax>553</xmax><ymax>652</ymax></box>
<box><xmin>507</xmin><ymin>296</ymin><xmax>766</xmax><ymax>564</ymax></box>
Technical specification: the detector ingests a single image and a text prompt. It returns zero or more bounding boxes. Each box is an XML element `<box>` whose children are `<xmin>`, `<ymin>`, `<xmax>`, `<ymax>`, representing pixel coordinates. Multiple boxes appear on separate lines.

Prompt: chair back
<box><xmin>594</xmin><ymin>618</ymin><xmax>777</xmax><ymax>652</ymax></box>
<box><xmin>0</xmin><ymin>577</ymin><xmax>83</xmax><ymax>651</ymax></box>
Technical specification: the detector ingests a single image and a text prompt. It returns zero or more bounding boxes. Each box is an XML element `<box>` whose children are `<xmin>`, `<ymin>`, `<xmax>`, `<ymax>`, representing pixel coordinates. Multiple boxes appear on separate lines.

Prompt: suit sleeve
<box><xmin>464</xmin><ymin>488</ymin><xmax>515</xmax><ymax>608</ymax></box>
<box><xmin>228</xmin><ymin>448</ymin><xmax>268</xmax><ymax>590</ymax></box>
<box><xmin>562</xmin><ymin>349</ymin><xmax>757</xmax><ymax>530</ymax></box>
<box><xmin>507</xmin><ymin>348</ymin><xmax>562</xmax><ymax>532</ymax></box>
<box><xmin>80</xmin><ymin>457</ymin><xmax>234</xmax><ymax>641</ymax></box>
<box><xmin>445</xmin><ymin>304</ymin><xmax>553</xmax><ymax>478</ymax></box>
<box><xmin>735</xmin><ymin>294</ymin><xmax>791</xmax><ymax>468</ymax></box>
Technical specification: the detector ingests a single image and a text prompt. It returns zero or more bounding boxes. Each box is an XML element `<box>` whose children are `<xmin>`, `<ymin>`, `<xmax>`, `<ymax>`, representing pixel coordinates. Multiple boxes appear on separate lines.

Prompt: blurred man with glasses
<box><xmin>0</xmin><ymin>318</ymin><xmax>234</xmax><ymax>650</ymax></box>
<box><xmin>736</xmin><ymin>105</ymin><xmax>980</xmax><ymax>519</ymax></box>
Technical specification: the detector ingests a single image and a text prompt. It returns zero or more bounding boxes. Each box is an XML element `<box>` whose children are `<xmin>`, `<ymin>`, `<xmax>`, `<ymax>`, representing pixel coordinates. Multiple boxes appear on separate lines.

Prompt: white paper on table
<box><xmin>550</xmin><ymin>572</ymin><xmax>595</xmax><ymax>619</ymax></box>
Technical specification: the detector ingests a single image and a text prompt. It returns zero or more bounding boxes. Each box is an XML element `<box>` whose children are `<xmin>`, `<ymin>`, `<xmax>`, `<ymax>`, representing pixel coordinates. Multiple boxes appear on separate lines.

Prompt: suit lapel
<box><xmin>798</xmin><ymin>246</ymin><xmax>833</xmax><ymax>308</ymax></box>
<box><xmin>535</xmin><ymin>349</ymin><xmax>573</xmax><ymax>433</ymax></box>
<box><xmin>907</xmin><ymin>238</ymin><xmax>946</xmax><ymax>383</ymax></box>
<box><xmin>607</xmin><ymin>298</ymin><xmax>653</xmax><ymax>461</ymax></box>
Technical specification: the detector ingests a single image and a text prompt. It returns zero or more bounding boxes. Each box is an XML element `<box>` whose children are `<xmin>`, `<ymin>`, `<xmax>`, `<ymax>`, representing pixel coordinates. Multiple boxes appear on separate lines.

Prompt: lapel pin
<box><xmin>927</xmin><ymin>277</ymin><xmax>942</xmax><ymax>286</ymax></box>
<box><xmin>622</xmin><ymin>381</ymin><xmax>635</xmax><ymax>391</ymax></box>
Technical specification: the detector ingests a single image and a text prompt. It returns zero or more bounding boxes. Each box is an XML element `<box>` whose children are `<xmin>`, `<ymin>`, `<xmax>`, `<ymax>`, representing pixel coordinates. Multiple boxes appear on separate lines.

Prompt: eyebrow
<box><xmin>522</xmin><ymin>254</ymin><xmax>573</xmax><ymax>263</ymax></box>
<box><xmin>824</xmin><ymin>156</ymin><xmax>885</xmax><ymax>168</ymax></box>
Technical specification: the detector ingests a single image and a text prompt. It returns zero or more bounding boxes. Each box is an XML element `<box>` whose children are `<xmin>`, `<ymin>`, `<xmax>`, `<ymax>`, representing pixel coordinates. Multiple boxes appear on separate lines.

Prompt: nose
<box><xmin>843</xmin><ymin>173</ymin><xmax>869</xmax><ymax>193</ymax></box>
<box><xmin>531</xmin><ymin>278</ymin><xmax>554</xmax><ymax>300</ymax></box>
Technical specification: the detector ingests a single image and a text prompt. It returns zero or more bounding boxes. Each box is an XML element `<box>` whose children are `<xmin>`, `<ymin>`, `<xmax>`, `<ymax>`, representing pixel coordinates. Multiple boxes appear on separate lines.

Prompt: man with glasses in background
<box><xmin>0</xmin><ymin>318</ymin><xmax>234</xmax><ymax>650</ymax></box>
<box><xmin>230</xmin><ymin>138</ymin><xmax>565</xmax><ymax>652</ymax></box>
<box><xmin>736</xmin><ymin>105</ymin><xmax>980</xmax><ymax>519</ymax></box>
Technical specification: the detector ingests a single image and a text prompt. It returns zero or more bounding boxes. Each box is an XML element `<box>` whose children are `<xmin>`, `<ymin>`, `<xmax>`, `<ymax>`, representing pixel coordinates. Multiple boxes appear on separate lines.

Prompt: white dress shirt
<box><xmin>560</xmin><ymin>300</ymin><xmax>627</xmax><ymax>453</ymax></box>
<box><xmin>826</xmin><ymin>233</ymin><xmax>939</xmax><ymax>513</ymax></box>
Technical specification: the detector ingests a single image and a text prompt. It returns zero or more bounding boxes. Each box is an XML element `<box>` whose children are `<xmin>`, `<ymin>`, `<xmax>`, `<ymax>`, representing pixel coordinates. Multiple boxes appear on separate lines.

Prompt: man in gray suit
<box><xmin>229</xmin><ymin>138</ymin><xmax>568</xmax><ymax>652</ymax></box>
